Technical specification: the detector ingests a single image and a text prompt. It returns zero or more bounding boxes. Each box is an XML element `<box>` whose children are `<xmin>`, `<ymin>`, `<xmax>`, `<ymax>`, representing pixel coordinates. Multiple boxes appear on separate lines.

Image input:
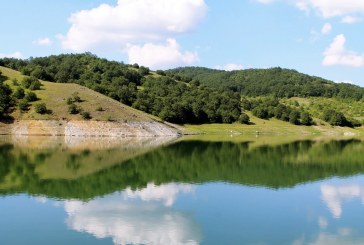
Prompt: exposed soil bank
<box><xmin>0</xmin><ymin>120</ymin><xmax>179</xmax><ymax>137</ymax></box>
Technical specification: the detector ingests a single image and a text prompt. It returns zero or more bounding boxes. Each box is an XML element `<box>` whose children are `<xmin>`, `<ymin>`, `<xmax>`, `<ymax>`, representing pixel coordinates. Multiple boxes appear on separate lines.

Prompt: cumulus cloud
<box><xmin>125</xmin><ymin>183</ymin><xmax>193</xmax><ymax>207</ymax></box>
<box><xmin>0</xmin><ymin>51</ymin><xmax>23</xmax><ymax>59</ymax></box>
<box><xmin>126</xmin><ymin>39</ymin><xmax>199</xmax><ymax>69</ymax></box>
<box><xmin>64</xmin><ymin>184</ymin><xmax>201</xmax><ymax>245</ymax></box>
<box><xmin>256</xmin><ymin>0</ymin><xmax>364</xmax><ymax>19</ymax></box>
<box><xmin>215</xmin><ymin>63</ymin><xmax>244</xmax><ymax>71</ymax></box>
<box><xmin>33</xmin><ymin>37</ymin><xmax>53</xmax><ymax>46</ymax></box>
<box><xmin>322</xmin><ymin>34</ymin><xmax>364</xmax><ymax>67</ymax></box>
<box><xmin>321</xmin><ymin>23</ymin><xmax>332</xmax><ymax>35</ymax></box>
<box><xmin>321</xmin><ymin>184</ymin><xmax>364</xmax><ymax>218</ymax></box>
<box><xmin>62</xmin><ymin>0</ymin><xmax>207</xmax><ymax>52</ymax></box>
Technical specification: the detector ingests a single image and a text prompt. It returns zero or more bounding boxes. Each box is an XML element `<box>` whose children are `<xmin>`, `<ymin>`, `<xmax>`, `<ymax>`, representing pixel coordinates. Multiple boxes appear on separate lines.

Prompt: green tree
<box><xmin>289</xmin><ymin>110</ymin><xmax>300</xmax><ymax>125</ymax></box>
<box><xmin>34</xmin><ymin>103</ymin><xmax>47</xmax><ymax>114</ymax></box>
<box><xmin>300</xmin><ymin>112</ymin><xmax>313</xmax><ymax>126</ymax></box>
<box><xmin>0</xmin><ymin>83</ymin><xmax>14</xmax><ymax>117</ymax></box>
<box><xmin>24</xmin><ymin>92</ymin><xmax>37</xmax><ymax>102</ymax></box>
<box><xmin>239</xmin><ymin>113</ymin><xmax>250</xmax><ymax>124</ymax></box>
<box><xmin>13</xmin><ymin>87</ymin><xmax>25</xmax><ymax>99</ymax></box>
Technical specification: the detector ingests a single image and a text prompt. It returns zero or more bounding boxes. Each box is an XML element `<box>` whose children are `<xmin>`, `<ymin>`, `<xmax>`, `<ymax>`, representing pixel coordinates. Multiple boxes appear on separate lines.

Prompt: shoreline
<box><xmin>0</xmin><ymin>119</ymin><xmax>180</xmax><ymax>137</ymax></box>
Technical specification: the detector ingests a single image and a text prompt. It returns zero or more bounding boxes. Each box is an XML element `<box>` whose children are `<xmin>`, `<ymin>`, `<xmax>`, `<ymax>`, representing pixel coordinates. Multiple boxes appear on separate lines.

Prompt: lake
<box><xmin>1</xmin><ymin>135</ymin><xmax>364</xmax><ymax>245</ymax></box>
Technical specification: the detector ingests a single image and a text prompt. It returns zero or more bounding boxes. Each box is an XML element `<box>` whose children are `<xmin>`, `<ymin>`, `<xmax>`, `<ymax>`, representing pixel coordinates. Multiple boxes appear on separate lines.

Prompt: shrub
<box><xmin>18</xmin><ymin>100</ymin><xmax>29</xmax><ymax>112</ymax></box>
<box><xmin>24</xmin><ymin>92</ymin><xmax>37</xmax><ymax>102</ymax></box>
<box><xmin>34</xmin><ymin>103</ymin><xmax>47</xmax><ymax>114</ymax></box>
<box><xmin>22</xmin><ymin>76</ymin><xmax>41</xmax><ymax>90</ymax></box>
<box><xmin>239</xmin><ymin>113</ymin><xmax>250</xmax><ymax>124</ymax></box>
<box><xmin>81</xmin><ymin>111</ymin><xmax>91</xmax><ymax>120</ymax></box>
<box><xmin>68</xmin><ymin>104</ymin><xmax>79</xmax><ymax>114</ymax></box>
<box><xmin>13</xmin><ymin>87</ymin><xmax>25</xmax><ymax>99</ymax></box>
<box><xmin>12</xmin><ymin>78</ymin><xmax>19</xmax><ymax>86</ymax></box>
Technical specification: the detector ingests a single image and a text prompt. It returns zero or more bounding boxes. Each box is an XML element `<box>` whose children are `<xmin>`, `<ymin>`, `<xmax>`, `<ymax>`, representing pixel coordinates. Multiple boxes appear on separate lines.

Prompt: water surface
<box><xmin>1</xmin><ymin>135</ymin><xmax>364</xmax><ymax>244</ymax></box>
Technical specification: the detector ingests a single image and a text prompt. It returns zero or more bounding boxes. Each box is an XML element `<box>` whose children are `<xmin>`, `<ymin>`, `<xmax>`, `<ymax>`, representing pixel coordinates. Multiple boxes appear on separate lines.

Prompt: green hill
<box><xmin>0</xmin><ymin>66</ymin><xmax>157</xmax><ymax>122</ymax></box>
<box><xmin>0</xmin><ymin>53</ymin><xmax>363</xmax><ymax>131</ymax></box>
<box><xmin>166</xmin><ymin>66</ymin><xmax>364</xmax><ymax>100</ymax></box>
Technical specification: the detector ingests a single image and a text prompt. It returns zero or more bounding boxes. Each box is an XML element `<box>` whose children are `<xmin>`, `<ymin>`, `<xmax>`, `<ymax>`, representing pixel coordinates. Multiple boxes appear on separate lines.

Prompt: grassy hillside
<box><xmin>0</xmin><ymin>66</ymin><xmax>157</xmax><ymax>122</ymax></box>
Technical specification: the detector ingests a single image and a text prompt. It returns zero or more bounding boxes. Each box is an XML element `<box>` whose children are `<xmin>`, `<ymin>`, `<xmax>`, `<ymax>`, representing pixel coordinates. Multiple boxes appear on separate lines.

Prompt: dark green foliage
<box><xmin>22</xmin><ymin>76</ymin><xmax>41</xmax><ymax>90</ymax></box>
<box><xmin>0</xmin><ymin>83</ymin><xmax>14</xmax><ymax>118</ymax></box>
<box><xmin>81</xmin><ymin>111</ymin><xmax>91</xmax><ymax>120</ymax></box>
<box><xmin>252</xmin><ymin>106</ymin><xmax>270</xmax><ymax>119</ymax></box>
<box><xmin>24</xmin><ymin>92</ymin><xmax>37</xmax><ymax>102</ymax></box>
<box><xmin>167</xmin><ymin>67</ymin><xmax>364</xmax><ymax>100</ymax></box>
<box><xmin>289</xmin><ymin>110</ymin><xmax>300</xmax><ymax>125</ymax></box>
<box><xmin>132</xmin><ymin>77</ymin><xmax>241</xmax><ymax>124</ymax></box>
<box><xmin>239</xmin><ymin>113</ymin><xmax>250</xmax><ymax>124</ymax></box>
<box><xmin>13</xmin><ymin>87</ymin><xmax>25</xmax><ymax>99</ymax></box>
<box><xmin>34</xmin><ymin>103</ymin><xmax>47</xmax><ymax>114</ymax></box>
<box><xmin>300</xmin><ymin>112</ymin><xmax>313</xmax><ymax>126</ymax></box>
<box><xmin>11</xmin><ymin>78</ymin><xmax>19</xmax><ymax>86</ymax></box>
<box><xmin>138</xmin><ymin>66</ymin><xmax>150</xmax><ymax>76</ymax></box>
<box><xmin>322</xmin><ymin>109</ymin><xmax>351</xmax><ymax>127</ymax></box>
<box><xmin>18</xmin><ymin>100</ymin><xmax>29</xmax><ymax>112</ymax></box>
<box><xmin>68</xmin><ymin>104</ymin><xmax>80</xmax><ymax>114</ymax></box>
<box><xmin>156</xmin><ymin>70</ymin><xmax>166</xmax><ymax>76</ymax></box>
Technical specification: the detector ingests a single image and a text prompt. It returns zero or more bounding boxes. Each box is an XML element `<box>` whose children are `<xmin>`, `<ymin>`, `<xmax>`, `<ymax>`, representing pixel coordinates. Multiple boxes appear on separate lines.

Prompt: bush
<box><xmin>22</xmin><ymin>76</ymin><xmax>41</xmax><ymax>90</ymax></box>
<box><xmin>96</xmin><ymin>106</ymin><xmax>103</xmax><ymax>111</ymax></box>
<box><xmin>29</xmin><ymin>80</ymin><xmax>41</xmax><ymax>90</ymax></box>
<box><xmin>81</xmin><ymin>111</ymin><xmax>91</xmax><ymax>120</ymax></box>
<box><xmin>300</xmin><ymin>112</ymin><xmax>313</xmax><ymax>126</ymax></box>
<box><xmin>18</xmin><ymin>100</ymin><xmax>29</xmax><ymax>112</ymax></box>
<box><xmin>68</xmin><ymin>104</ymin><xmax>79</xmax><ymax>114</ymax></box>
<box><xmin>34</xmin><ymin>103</ymin><xmax>47</xmax><ymax>114</ymax></box>
<box><xmin>24</xmin><ymin>92</ymin><xmax>37</xmax><ymax>102</ymax></box>
<box><xmin>13</xmin><ymin>87</ymin><xmax>25</xmax><ymax>99</ymax></box>
<box><xmin>239</xmin><ymin>113</ymin><xmax>250</xmax><ymax>124</ymax></box>
<box><xmin>12</xmin><ymin>78</ymin><xmax>19</xmax><ymax>86</ymax></box>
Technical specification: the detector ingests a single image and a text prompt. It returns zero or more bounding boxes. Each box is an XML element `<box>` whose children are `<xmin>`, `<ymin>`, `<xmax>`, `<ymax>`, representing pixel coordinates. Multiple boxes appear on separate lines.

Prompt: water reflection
<box><xmin>1</xmin><ymin>136</ymin><xmax>364</xmax><ymax>244</ymax></box>
<box><xmin>64</xmin><ymin>184</ymin><xmax>200</xmax><ymax>245</ymax></box>
<box><xmin>321</xmin><ymin>184</ymin><xmax>364</xmax><ymax>219</ymax></box>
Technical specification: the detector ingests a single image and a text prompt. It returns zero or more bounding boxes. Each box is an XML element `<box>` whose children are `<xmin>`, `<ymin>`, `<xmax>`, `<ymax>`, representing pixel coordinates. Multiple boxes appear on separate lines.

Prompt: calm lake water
<box><xmin>1</xmin><ymin>135</ymin><xmax>364</xmax><ymax>245</ymax></box>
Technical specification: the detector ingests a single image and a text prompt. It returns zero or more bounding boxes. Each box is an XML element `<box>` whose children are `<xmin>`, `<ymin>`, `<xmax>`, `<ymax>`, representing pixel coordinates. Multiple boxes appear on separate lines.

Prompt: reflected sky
<box><xmin>64</xmin><ymin>183</ymin><xmax>200</xmax><ymax>245</ymax></box>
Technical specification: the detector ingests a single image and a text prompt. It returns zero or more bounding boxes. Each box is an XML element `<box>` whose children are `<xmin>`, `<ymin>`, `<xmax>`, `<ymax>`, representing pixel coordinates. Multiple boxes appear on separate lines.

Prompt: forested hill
<box><xmin>166</xmin><ymin>67</ymin><xmax>364</xmax><ymax>100</ymax></box>
<box><xmin>0</xmin><ymin>54</ymin><xmax>363</xmax><ymax>126</ymax></box>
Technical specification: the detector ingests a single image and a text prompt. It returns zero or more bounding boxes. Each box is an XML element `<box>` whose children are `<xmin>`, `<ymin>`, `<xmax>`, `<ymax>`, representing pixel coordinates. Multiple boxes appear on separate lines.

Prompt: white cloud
<box><xmin>0</xmin><ymin>51</ymin><xmax>23</xmax><ymax>59</ymax></box>
<box><xmin>124</xmin><ymin>183</ymin><xmax>193</xmax><ymax>207</ymax></box>
<box><xmin>256</xmin><ymin>0</ymin><xmax>364</xmax><ymax>19</ymax></box>
<box><xmin>308</xmin><ymin>0</ymin><xmax>364</xmax><ymax>19</ymax></box>
<box><xmin>341</xmin><ymin>16</ymin><xmax>362</xmax><ymax>24</ymax></box>
<box><xmin>126</xmin><ymin>39</ymin><xmax>199</xmax><ymax>69</ymax></box>
<box><xmin>321</xmin><ymin>184</ymin><xmax>364</xmax><ymax>218</ymax></box>
<box><xmin>33</xmin><ymin>37</ymin><xmax>52</xmax><ymax>46</ymax></box>
<box><xmin>64</xmin><ymin>184</ymin><xmax>201</xmax><ymax>245</ymax></box>
<box><xmin>62</xmin><ymin>0</ymin><xmax>207</xmax><ymax>52</ymax></box>
<box><xmin>321</xmin><ymin>23</ymin><xmax>332</xmax><ymax>35</ymax></box>
<box><xmin>215</xmin><ymin>63</ymin><xmax>244</xmax><ymax>71</ymax></box>
<box><xmin>322</xmin><ymin>34</ymin><xmax>364</xmax><ymax>67</ymax></box>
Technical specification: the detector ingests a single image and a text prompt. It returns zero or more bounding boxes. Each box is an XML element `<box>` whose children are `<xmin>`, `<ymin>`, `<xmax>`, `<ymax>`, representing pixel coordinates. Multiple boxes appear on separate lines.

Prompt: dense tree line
<box><xmin>133</xmin><ymin>77</ymin><xmax>244</xmax><ymax>124</ymax></box>
<box><xmin>167</xmin><ymin>67</ymin><xmax>364</xmax><ymax>100</ymax></box>
<box><xmin>242</xmin><ymin>97</ymin><xmax>313</xmax><ymax>125</ymax></box>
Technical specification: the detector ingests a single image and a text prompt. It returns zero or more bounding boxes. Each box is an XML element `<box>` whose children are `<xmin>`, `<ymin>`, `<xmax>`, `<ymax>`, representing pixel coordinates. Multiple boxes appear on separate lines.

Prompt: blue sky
<box><xmin>1</xmin><ymin>0</ymin><xmax>364</xmax><ymax>86</ymax></box>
